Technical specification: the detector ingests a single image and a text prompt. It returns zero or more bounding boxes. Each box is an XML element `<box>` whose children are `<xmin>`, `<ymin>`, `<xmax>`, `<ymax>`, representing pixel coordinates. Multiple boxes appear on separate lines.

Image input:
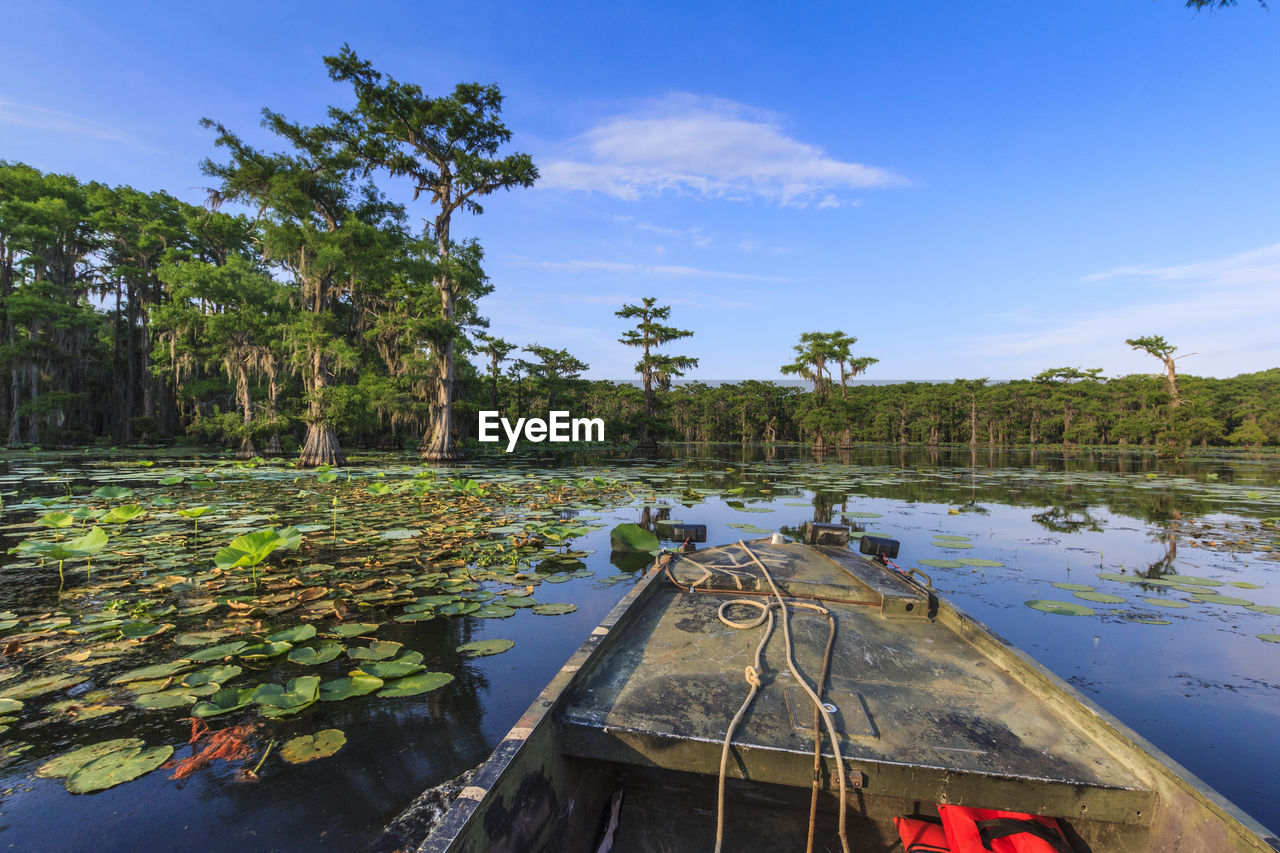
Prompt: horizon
<box><xmin>3</xmin><ymin>1</ymin><xmax>1277</xmax><ymax>381</ymax></box>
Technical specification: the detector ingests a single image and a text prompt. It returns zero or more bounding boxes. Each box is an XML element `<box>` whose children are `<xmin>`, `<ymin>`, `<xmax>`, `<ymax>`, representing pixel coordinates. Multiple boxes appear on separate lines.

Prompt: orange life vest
<box><xmin>893</xmin><ymin>816</ymin><xmax>950</xmax><ymax>853</ymax></box>
<box><xmin>937</xmin><ymin>804</ymin><xmax>1072</xmax><ymax>853</ymax></box>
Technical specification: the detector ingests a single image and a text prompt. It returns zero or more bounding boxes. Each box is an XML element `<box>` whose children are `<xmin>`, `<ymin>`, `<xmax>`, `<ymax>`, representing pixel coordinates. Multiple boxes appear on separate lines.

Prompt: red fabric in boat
<box><xmin>893</xmin><ymin>816</ymin><xmax>951</xmax><ymax>852</ymax></box>
<box><xmin>937</xmin><ymin>805</ymin><xmax>1071</xmax><ymax>853</ymax></box>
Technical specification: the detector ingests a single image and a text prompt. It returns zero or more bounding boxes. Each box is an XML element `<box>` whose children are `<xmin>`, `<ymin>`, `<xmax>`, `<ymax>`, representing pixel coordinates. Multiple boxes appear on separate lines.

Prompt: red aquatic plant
<box><xmin>166</xmin><ymin>717</ymin><xmax>261</xmax><ymax>780</ymax></box>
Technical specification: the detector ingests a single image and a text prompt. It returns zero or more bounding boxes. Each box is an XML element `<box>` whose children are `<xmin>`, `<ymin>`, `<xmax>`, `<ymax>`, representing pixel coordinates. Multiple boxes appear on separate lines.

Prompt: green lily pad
<box><xmin>918</xmin><ymin>559</ymin><xmax>963</xmax><ymax>569</ymax></box>
<box><xmin>287</xmin><ymin>643</ymin><xmax>344</xmax><ymax>666</ymax></box>
<box><xmin>1074</xmin><ymin>591</ymin><xmax>1127</xmax><ymax>604</ymax></box>
<box><xmin>1245</xmin><ymin>604</ymin><xmax>1280</xmax><ymax>616</ymax></box>
<box><xmin>66</xmin><ymin>745</ymin><xmax>173</xmax><ymax>793</ymax></box>
<box><xmin>378</xmin><ymin>672</ymin><xmax>455</xmax><ymax>697</ymax></box>
<box><xmin>439</xmin><ymin>601</ymin><xmax>481</xmax><ymax>616</ymax></box>
<box><xmin>933</xmin><ymin>534</ymin><xmax>971</xmax><ymax>541</ymax></box>
<box><xmin>1189</xmin><ymin>594</ymin><xmax>1253</xmax><ymax>606</ymax></box>
<box><xmin>501</xmin><ymin>595</ymin><xmax>539</xmax><ymax>607</ymax></box>
<box><xmin>192</xmin><ymin>687</ymin><xmax>257</xmax><ymax>718</ymax></box>
<box><xmin>1141</xmin><ymin>598</ymin><xmax>1190</xmax><ymax>609</ymax></box>
<box><xmin>1053</xmin><ymin>583</ymin><xmax>1095</xmax><ymax>592</ymax></box>
<box><xmin>239</xmin><ymin>641</ymin><xmax>293</xmax><ymax>660</ymax></box>
<box><xmin>319</xmin><ymin>675</ymin><xmax>384</xmax><ymax>702</ymax></box>
<box><xmin>1026</xmin><ymin>599</ymin><xmax>1095</xmax><ymax>616</ymax></box>
<box><xmin>956</xmin><ymin>558</ymin><xmax>1005</xmax><ymax>568</ymax></box>
<box><xmin>266</xmin><ymin>624</ymin><xmax>317</xmax><ymax>644</ymax></box>
<box><xmin>0</xmin><ymin>697</ymin><xmax>22</xmax><ymax>714</ymax></box>
<box><xmin>252</xmin><ymin>676</ymin><xmax>320</xmax><ymax>717</ymax></box>
<box><xmin>182</xmin><ymin>665</ymin><xmax>242</xmax><ymax>688</ymax></box>
<box><xmin>347</xmin><ymin>641</ymin><xmax>403</xmax><ymax>661</ymax></box>
<box><xmin>281</xmin><ymin>729</ymin><xmax>346</xmax><ymax>764</ymax></box>
<box><xmin>456</xmin><ymin>639</ymin><xmax>514</xmax><ymax>657</ymax></box>
<box><xmin>133</xmin><ymin>690</ymin><xmax>196</xmax><ymax>710</ymax></box>
<box><xmin>120</xmin><ymin>621</ymin><xmax>170</xmax><ymax>640</ymax></box>
<box><xmin>109</xmin><ymin>661</ymin><xmax>194</xmax><ymax>684</ymax></box>
<box><xmin>1258</xmin><ymin>634</ymin><xmax>1280</xmax><ymax>643</ymax></box>
<box><xmin>36</xmin><ymin>738</ymin><xmax>144</xmax><ymax>778</ymax></box>
<box><xmin>353</xmin><ymin>659</ymin><xmax>426</xmax><ymax>679</ymax></box>
<box><xmin>327</xmin><ymin>622</ymin><xmax>379</xmax><ymax>638</ymax></box>
<box><xmin>932</xmin><ymin>540</ymin><xmax>974</xmax><ymax>549</ymax></box>
<box><xmin>1229</xmin><ymin>582</ymin><xmax>1264</xmax><ymax>589</ymax></box>
<box><xmin>1169</xmin><ymin>576</ymin><xmax>1225</xmax><ymax>587</ymax></box>
<box><xmin>531</xmin><ymin>603</ymin><xmax>578</xmax><ymax>616</ymax></box>
<box><xmin>186</xmin><ymin>641</ymin><xmax>248</xmax><ymax>662</ymax></box>
<box><xmin>473</xmin><ymin>604</ymin><xmax>516</xmax><ymax>619</ymax></box>
<box><xmin>610</xmin><ymin>523</ymin><xmax>658</xmax><ymax>552</ymax></box>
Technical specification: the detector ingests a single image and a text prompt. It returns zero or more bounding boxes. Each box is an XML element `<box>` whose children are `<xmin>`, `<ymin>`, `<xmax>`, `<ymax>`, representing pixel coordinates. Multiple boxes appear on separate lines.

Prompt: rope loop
<box><xmin>743</xmin><ymin>665</ymin><xmax>761</xmax><ymax>688</ymax></box>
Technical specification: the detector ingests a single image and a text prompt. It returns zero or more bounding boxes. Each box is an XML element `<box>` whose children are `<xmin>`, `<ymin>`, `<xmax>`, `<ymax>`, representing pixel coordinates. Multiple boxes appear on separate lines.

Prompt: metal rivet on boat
<box><xmin>822</xmin><ymin>702</ymin><xmax>837</xmax><ymax>713</ymax></box>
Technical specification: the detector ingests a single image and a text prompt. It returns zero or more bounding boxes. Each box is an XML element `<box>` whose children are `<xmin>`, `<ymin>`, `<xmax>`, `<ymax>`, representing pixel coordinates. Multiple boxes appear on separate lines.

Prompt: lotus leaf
<box><xmin>353</xmin><ymin>660</ymin><xmax>426</xmax><ymax>679</ymax></box>
<box><xmin>92</xmin><ymin>486</ymin><xmax>135</xmax><ymax>500</ymax></box>
<box><xmin>456</xmin><ymin>639</ymin><xmax>514</xmax><ymax>657</ymax></box>
<box><xmin>120</xmin><ymin>621</ymin><xmax>170</xmax><ymax>639</ymax></box>
<box><xmin>183</xmin><ymin>665</ymin><xmax>242</xmax><ymax>687</ymax></box>
<box><xmin>133</xmin><ymin>691</ymin><xmax>196</xmax><ymax>710</ymax></box>
<box><xmin>956</xmin><ymin>558</ymin><xmax>1005</xmax><ymax>568</ymax></box>
<box><xmin>1170</xmin><ymin>575</ymin><xmax>1225</xmax><ymax>587</ymax></box>
<box><xmin>101</xmin><ymin>505</ymin><xmax>146</xmax><ymax>524</ymax></box>
<box><xmin>66</xmin><ymin>745</ymin><xmax>173</xmax><ymax>793</ymax></box>
<box><xmin>36</xmin><ymin>738</ymin><xmax>144</xmax><ymax>778</ymax></box>
<box><xmin>1142</xmin><ymin>598</ymin><xmax>1190</xmax><ymax>608</ymax></box>
<box><xmin>439</xmin><ymin>602</ymin><xmax>481</xmax><ymax>616</ymax></box>
<box><xmin>348</xmin><ymin>641</ymin><xmax>402</xmax><ymax>661</ymax></box>
<box><xmin>395</xmin><ymin>611</ymin><xmax>435</xmax><ymax>623</ymax></box>
<box><xmin>379</xmin><ymin>672</ymin><xmax>455</xmax><ymax>697</ymax></box>
<box><xmin>1246</xmin><ymin>604</ymin><xmax>1280</xmax><ymax>616</ymax></box>
<box><xmin>1258</xmin><ymin>634</ymin><xmax>1280</xmax><ymax>643</ymax></box>
<box><xmin>109</xmin><ymin>660</ymin><xmax>194</xmax><ymax>684</ymax></box>
<box><xmin>186</xmin><ymin>641</ymin><xmax>248</xmax><ymax>662</ymax></box>
<box><xmin>37</xmin><ymin>511</ymin><xmax>75</xmax><ymax>528</ymax></box>
<box><xmin>1189</xmin><ymin>593</ymin><xmax>1253</xmax><ymax>606</ymax></box>
<box><xmin>1053</xmin><ymin>583</ymin><xmax>1095</xmax><ymax>592</ymax></box>
<box><xmin>609</xmin><ymin>523</ymin><xmax>658</xmax><ymax>553</ymax></box>
<box><xmin>328</xmin><ymin>622</ymin><xmax>378</xmax><ymax>638</ymax></box>
<box><xmin>192</xmin><ymin>687</ymin><xmax>257</xmax><ymax>717</ymax></box>
<box><xmin>288</xmin><ymin>643</ymin><xmax>344</xmax><ymax>665</ymax></box>
<box><xmin>473</xmin><ymin>604</ymin><xmax>516</xmax><ymax>619</ymax></box>
<box><xmin>281</xmin><ymin>729</ymin><xmax>346</xmax><ymax>764</ymax></box>
<box><xmin>532</xmin><ymin>603</ymin><xmax>578</xmax><ymax>616</ymax></box>
<box><xmin>319</xmin><ymin>675</ymin><xmax>384</xmax><ymax>702</ymax></box>
<box><xmin>932</xmin><ymin>540</ymin><xmax>975</xmax><ymax>549</ymax></box>
<box><xmin>1026</xmin><ymin>599</ymin><xmax>1095</xmax><ymax>616</ymax></box>
<box><xmin>918</xmin><ymin>559</ymin><xmax>963</xmax><ymax>569</ymax></box>
<box><xmin>266</xmin><ymin>624</ymin><xmax>317</xmax><ymax>644</ymax></box>
<box><xmin>501</xmin><ymin>595</ymin><xmax>538</xmax><ymax>607</ymax></box>
<box><xmin>542</xmin><ymin>574</ymin><xmax>572</xmax><ymax>584</ymax></box>
<box><xmin>239</xmin><ymin>641</ymin><xmax>292</xmax><ymax>659</ymax></box>
<box><xmin>1073</xmin><ymin>591</ymin><xmax>1126</xmax><ymax>604</ymax></box>
<box><xmin>253</xmin><ymin>676</ymin><xmax>320</xmax><ymax>717</ymax></box>
<box><xmin>933</xmin><ymin>534</ymin><xmax>971</xmax><ymax>541</ymax></box>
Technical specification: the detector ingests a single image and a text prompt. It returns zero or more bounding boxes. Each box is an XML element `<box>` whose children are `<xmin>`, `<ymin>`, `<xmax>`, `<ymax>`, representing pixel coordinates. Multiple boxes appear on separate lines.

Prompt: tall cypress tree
<box><xmin>616</xmin><ymin>297</ymin><xmax>698</xmax><ymax>448</ymax></box>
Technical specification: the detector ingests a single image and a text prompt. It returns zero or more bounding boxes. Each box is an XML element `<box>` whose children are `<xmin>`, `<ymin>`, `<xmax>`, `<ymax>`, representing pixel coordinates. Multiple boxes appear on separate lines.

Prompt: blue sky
<box><xmin>2</xmin><ymin>1</ymin><xmax>1278</xmax><ymax>381</ymax></box>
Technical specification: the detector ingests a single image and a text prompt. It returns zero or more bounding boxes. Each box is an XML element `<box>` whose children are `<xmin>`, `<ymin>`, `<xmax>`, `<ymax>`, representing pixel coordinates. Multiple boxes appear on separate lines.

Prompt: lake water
<box><xmin>0</xmin><ymin>445</ymin><xmax>1276</xmax><ymax>849</ymax></box>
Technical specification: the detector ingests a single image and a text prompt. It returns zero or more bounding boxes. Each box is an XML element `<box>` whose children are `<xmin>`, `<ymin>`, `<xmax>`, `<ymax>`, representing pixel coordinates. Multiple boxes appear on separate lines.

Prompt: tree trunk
<box><xmin>236</xmin><ymin>435</ymin><xmax>259</xmax><ymax>460</ymax></box>
<box><xmin>26</xmin><ymin>357</ymin><xmax>38</xmax><ymax>445</ymax></box>
<box><xmin>1163</xmin><ymin>358</ymin><xmax>1181</xmax><ymax>407</ymax></box>
<box><xmin>298</xmin><ymin>422</ymin><xmax>344</xmax><ymax>467</ymax></box>
<box><xmin>265</xmin><ymin>433</ymin><xmax>283</xmax><ymax>456</ymax></box>
<box><xmin>421</xmin><ymin>334</ymin><xmax>461</xmax><ymax>460</ymax></box>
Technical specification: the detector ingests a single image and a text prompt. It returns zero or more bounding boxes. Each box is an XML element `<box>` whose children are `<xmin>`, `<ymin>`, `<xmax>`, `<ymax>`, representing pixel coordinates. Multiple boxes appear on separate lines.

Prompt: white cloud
<box><xmin>539</xmin><ymin>93</ymin><xmax>904</xmax><ymax>206</ymax></box>
<box><xmin>0</xmin><ymin>99</ymin><xmax>165</xmax><ymax>154</ymax></box>
<box><xmin>972</xmin><ymin>242</ymin><xmax>1280</xmax><ymax>377</ymax></box>
<box><xmin>520</xmin><ymin>258</ymin><xmax>791</xmax><ymax>283</ymax></box>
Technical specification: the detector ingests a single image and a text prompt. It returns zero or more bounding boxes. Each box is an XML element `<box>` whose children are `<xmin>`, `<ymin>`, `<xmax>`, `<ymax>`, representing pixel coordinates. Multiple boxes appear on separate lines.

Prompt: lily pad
<box><xmin>36</xmin><ymin>738</ymin><xmax>144</xmax><ymax>778</ymax></box>
<box><xmin>609</xmin><ymin>523</ymin><xmax>658</xmax><ymax>553</ymax></box>
<box><xmin>1258</xmin><ymin>634</ymin><xmax>1280</xmax><ymax>644</ymax></box>
<box><xmin>1142</xmin><ymin>598</ymin><xmax>1190</xmax><ymax>609</ymax></box>
<box><xmin>281</xmin><ymin>729</ymin><xmax>346</xmax><ymax>764</ymax></box>
<box><xmin>287</xmin><ymin>643</ymin><xmax>344</xmax><ymax>666</ymax></box>
<box><xmin>956</xmin><ymin>558</ymin><xmax>1005</xmax><ymax>568</ymax></box>
<box><xmin>186</xmin><ymin>641</ymin><xmax>248</xmax><ymax>662</ymax></box>
<box><xmin>327</xmin><ymin>623</ymin><xmax>379</xmax><ymax>638</ymax></box>
<box><xmin>66</xmin><ymin>745</ymin><xmax>173</xmax><ymax>793</ymax></box>
<box><xmin>133</xmin><ymin>691</ymin><xmax>196</xmax><ymax>710</ymax></box>
<box><xmin>353</xmin><ymin>659</ymin><xmax>426</xmax><ymax>679</ymax></box>
<box><xmin>266</xmin><ymin>624</ymin><xmax>317</xmax><ymax>644</ymax></box>
<box><xmin>918</xmin><ymin>559</ymin><xmax>962</xmax><ymax>569</ymax></box>
<box><xmin>1189</xmin><ymin>594</ymin><xmax>1253</xmax><ymax>606</ymax></box>
<box><xmin>1053</xmin><ymin>583</ymin><xmax>1095</xmax><ymax>592</ymax></box>
<box><xmin>932</xmin><ymin>540</ymin><xmax>974</xmax><ymax>549</ymax></box>
<box><xmin>239</xmin><ymin>641</ymin><xmax>292</xmax><ymax>660</ymax></box>
<box><xmin>378</xmin><ymin>672</ymin><xmax>455</xmax><ymax>697</ymax></box>
<box><xmin>473</xmin><ymin>604</ymin><xmax>516</xmax><ymax>619</ymax></box>
<box><xmin>456</xmin><ymin>639</ymin><xmax>514</xmax><ymax>657</ymax></box>
<box><xmin>1245</xmin><ymin>604</ymin><xmax>1280</xmax><ymax>616</ymax></box>
<box><xmin>348</xmin><ymin>641</ymin><xmax>403</xmax><ymax>661</ymax></box>
<box><xmin>531</xmin><ymin>603</ymin><xmax>578</xmax><ymax>616</ymax></box>
<box><xmin>192</xmin><ymin>687</ymin><xmax>257</xmax><ymax>718</ymax></box>
<box><xmin>252</xmin><ymin>676</ymin><xmax>320</xmax><ymax>717</ymax></box>
<box><xmin>1073</xmin><ymin>591</ymin><xmax>1126</xmax><ymax>604</ymax></box>
<box><xmin>1026</xmin><ymin>599</ymin><xmax>1096</xmax><ymax>616</ymax></box>
<box><xmin>319</xmin><ymin>675</ymin><xmax>384</xmax><ymax>702</ymax></box>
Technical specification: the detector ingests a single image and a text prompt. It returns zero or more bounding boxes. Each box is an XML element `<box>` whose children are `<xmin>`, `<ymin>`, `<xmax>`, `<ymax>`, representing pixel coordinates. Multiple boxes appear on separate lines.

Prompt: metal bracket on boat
<box><xmin>904</xmin><ymin>568</ymin><xmax>933</xmax><ymax>589</ymax></box>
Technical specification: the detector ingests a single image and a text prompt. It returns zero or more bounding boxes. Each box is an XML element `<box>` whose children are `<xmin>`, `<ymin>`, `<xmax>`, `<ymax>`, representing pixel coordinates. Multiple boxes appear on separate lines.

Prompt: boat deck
<box><xmin>558</xmin><ymin>539</ymin><xmax>1154</xmax><ymax>826</ymax></box>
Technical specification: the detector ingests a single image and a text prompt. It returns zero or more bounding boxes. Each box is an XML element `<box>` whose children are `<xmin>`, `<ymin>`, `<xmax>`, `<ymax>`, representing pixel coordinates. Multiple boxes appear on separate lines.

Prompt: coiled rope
<box><xmin>710</xmin><ymin>541</ymin><xmax>852</xmax><ymax>853</ymax></box>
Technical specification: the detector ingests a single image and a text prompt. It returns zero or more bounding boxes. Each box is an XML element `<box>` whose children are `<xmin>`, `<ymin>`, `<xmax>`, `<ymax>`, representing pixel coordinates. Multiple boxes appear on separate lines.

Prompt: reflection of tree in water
<box><xmin>1032</xmin><ymin>504</ymin><xmax>1103</xmax><ymax>534</ymax></box>
<box><xmin>1142</xmin><ymin>521</ymin><xmax>1179</xmax><ymax>579</ymax></box>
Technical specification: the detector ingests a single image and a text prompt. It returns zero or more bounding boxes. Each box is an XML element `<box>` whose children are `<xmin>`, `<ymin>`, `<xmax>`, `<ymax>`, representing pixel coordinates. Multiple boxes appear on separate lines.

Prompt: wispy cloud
<box><xmin>0</xmin><ymin>99</ymin><xmax>166</xmax><ymax>154</ymax></box>
<box><xmin>972</xmin><ymin>242</ymin><xmax>1280</xmax><ymax>376</ymax></box>
<box><xmin>521</xmin><ymin>258</ymin><xmax>792</xmax><ymax>283</ymax></box>
<box><xmin>539</xmin><ymin>93</ymin><xmax>904</xmax><ymax>206</ymax></box>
